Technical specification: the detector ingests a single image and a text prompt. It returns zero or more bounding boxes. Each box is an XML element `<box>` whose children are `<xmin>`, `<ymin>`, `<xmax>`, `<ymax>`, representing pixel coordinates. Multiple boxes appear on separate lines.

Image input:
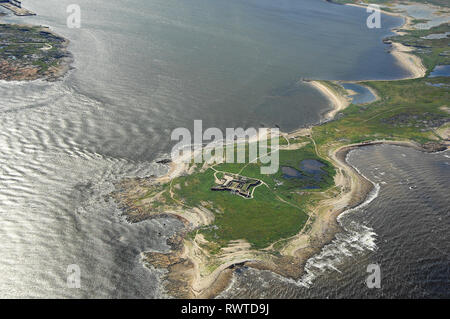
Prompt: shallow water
<box><xmin>219</xmin><ymin>145</ymin><xmax>450</xmax><ymax>299</ymax></box>
<box><xmin>281</xmin><ymin>166</ymin><xmax>304</xmax><ymax>179</ymax></box>
<box><xmin>394</xmin><ymin>3</ymin><xmax>450</xmax><ymax>30</ymax></box>
<box><xmin>429</xmin><ymin>65</ymin><xmax>450</xmax><ymax>77</ymax></box>
<box><xmin>0</xmin><ymin>0</ymin><xmax>441</xmax><ymax>298</ymax></box>
<box><xmin>425</xmin><ymin>82</ymin><xmax>449</xmax><ymax>88</ymax></box>
<box><xmin>421</xmin><ymin>32</ymin><xmax>450</xmax><ymax>40</ymax></box>
<box><xmin>299</xmin><ymin>159</ymin><xmax>325</xmax><ymax>173</ymax></box>
<box><xmin>342</xmin><ymin>83</ymin><xmax>377</xmax><ymax>105</ymax></box>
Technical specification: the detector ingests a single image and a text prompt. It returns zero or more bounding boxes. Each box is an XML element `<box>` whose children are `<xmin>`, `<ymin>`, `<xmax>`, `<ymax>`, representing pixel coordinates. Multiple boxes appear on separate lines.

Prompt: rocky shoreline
<box><xmin>108</xmin><ymin>2</ymin><xmax>449</xmax><ymax>299</ymax></box>
<box><xmin>0</xmin><ymin>20</ymin><xmax>73</xmax><ymax>81</ymax></box>
<box><xmin>109</xmin><ymin>131</ymin><xmax>447</xmax><ymax>299</ymax></box>
<box><xmin>0</xmin><ymin>2</ymin><xmax>35</xmax><ymax>16</ymax></box>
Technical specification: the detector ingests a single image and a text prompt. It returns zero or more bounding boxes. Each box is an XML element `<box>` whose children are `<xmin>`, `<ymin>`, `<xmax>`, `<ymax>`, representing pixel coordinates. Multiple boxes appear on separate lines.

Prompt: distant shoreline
<box><xmin>306</xmin><ymin>80</ymin><xmax>351</xmax><ymax>121</ymax></box>
<box><xmin>0</xmin><ymin>2</ymin><xmax>35</xmax><ymax>16</ymax></box>
<box><xmin>345</xmin><ymin>2</ymin><xmax>427</xmax><ymax>79</ymax></box>
<box><xmin>0</xmin><ymin>8</ymin><xmax>73</xmax><ymax>81</ymax></box>
<box><xmin>302</xmin><ymin>3</ymin><xmax>428</xmax><ymax>130</ymax></box>
<box><xmin>108</xmin><ymin>2</ymin><xmax>449</xmax><ymax>299</ymax></box>
<box><xmin>306</xmin><ymin>3</ymin><xmax>426</xmax><ymax>112</ymax></box>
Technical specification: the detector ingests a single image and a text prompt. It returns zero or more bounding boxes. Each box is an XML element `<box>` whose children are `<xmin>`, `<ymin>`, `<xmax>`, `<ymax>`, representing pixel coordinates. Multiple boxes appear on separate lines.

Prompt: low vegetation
<box><xmin>0</xmin><ymin>23</ymin><xmax>71</xmax><ymax>80</ymax></box>
<box><xmin>116</xmin><ymin>4</ymin><xmax>449</xmax><ymax>255</ymax></box>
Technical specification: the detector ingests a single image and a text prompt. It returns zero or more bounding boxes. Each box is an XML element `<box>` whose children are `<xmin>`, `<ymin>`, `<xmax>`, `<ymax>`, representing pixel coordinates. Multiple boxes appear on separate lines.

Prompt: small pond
<box><xmin>281</xmin><ymin>159</ymin><xmax>326</xmax><ymax>183</ymax></box>
<box><xmin>421</xmin><ymin>32</ymin><xmax>449</xmax><ymax>40</ymax></box>
<box><xmin>429</xmin><ymin>65</ymin><xmax>450</xmax><ymax>78</ymax></box>
<box><xmin>342</xmin><ymin>83</ymin><xmax>376</xmax><ymax>105</ymax></box>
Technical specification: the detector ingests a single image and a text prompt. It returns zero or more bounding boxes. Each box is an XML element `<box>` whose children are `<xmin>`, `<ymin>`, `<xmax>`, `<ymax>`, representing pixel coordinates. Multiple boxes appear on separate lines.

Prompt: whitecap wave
<box><xmin>293</xmin><ymin>152</ymin><xmax>380</xmax><ymax>288</ymax></box>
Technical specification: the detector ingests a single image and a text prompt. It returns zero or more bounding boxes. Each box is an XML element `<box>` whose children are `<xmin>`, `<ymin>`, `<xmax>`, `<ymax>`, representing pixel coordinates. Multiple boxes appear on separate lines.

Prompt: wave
<box><xmin>293</xmin><ymin>151</ymin><xmax>381</xmax><ymax>288</ymax></box>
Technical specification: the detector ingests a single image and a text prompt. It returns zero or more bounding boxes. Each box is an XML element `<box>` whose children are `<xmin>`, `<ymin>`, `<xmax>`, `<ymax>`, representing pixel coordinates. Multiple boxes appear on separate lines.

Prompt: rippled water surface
<box><xmin>1</xmin><ymin>0</ymin><xmax>444</xmax><ymax>298</ymax></box>
<box><xmin>219</xmin><ymin>145</ymin><xmax>450</xmax><ymax>299</ymax></box>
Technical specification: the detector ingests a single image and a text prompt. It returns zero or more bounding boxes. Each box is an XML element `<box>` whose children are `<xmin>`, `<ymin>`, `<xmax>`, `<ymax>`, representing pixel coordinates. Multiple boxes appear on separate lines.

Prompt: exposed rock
<box><xmin>0</xmin><ymin>24</ymin><xmax>73</xmax><ymax>81</ymax></box>
<box><xmin>421</xmin><ymin>141</ymin><xmax>448</xmax><ymax>152</ymax></box>
<box><xmin>156</xmin><ymin>159</ymin><xmax>172</xmax><ymax>164</ymax></box>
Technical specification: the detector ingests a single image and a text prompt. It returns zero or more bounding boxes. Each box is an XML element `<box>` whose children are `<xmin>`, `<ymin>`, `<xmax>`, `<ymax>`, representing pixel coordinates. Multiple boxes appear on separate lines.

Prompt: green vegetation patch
<box><xmin>0</xmin><ymin>23</ymin><xmax>70</xmax><ymax>79</ymax></box>
<box><xmin>389</xmin><ymin>23</ymin><xmax>450</xmax><ymax>73</ymax></box>
<box><xmin>167</xmin><ymin>142</ymin><xmax>335</xmax><ymax>249</ymax></box>
<box><xmin>125</xmin><ymin>3</ymin><xmax>449</xmax><ymax>253</ymax></box>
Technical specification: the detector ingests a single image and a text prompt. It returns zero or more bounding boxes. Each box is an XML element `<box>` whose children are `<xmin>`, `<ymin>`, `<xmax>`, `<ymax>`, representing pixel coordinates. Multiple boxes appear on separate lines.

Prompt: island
<box><xmin>0</xmin><ymin>1</ymin><xmax>35</xmax><ymax>16</ymax></box>
<box><xmin>109</xmin><ymin>0</ymin><xmax>449</xmax><ymax>298</ymax></box>
<box><xmin>0</xmin><ymin>0</ymin><xmax>447</xmax><ymax>300</ymax></box>
<box><xmin>0</xmin><ymin>5</ymin><xmax>72</xmax><ymax>81</ymax></box>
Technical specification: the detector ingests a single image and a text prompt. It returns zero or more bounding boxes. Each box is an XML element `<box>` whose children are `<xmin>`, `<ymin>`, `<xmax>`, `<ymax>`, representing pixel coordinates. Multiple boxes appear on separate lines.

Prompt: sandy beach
<box><xmin>307</xmin><ymin>81</ymin><xmax>351</xmax><ymax>121</ymax></box>
<box><xmin>359</xmin><ymin>83</ymin><xmax>380</xmax><ymax>102</ymax></box>
<box><xmin>345</xmin><ymin>2</ymin><xmax>426</xmax><ymax>80</ymax></box>
<box><xmin>111</xmin><ymin>1</ymin><xmax>447</xmax><ymax>299</ymax></box>
<box><xmin>390</xmin><ymin>42</ymin><xmax>427</xmax><ymax>79</ymax></box>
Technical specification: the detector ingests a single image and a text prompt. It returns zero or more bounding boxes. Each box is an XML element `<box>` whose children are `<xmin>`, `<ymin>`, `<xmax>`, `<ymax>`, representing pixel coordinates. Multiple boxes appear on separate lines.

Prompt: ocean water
<box><xmin>219</xmin><ymin>145</ymin><xmax>450</xmax><ymax>299</ymax></box>
<box><xmin>0</xmin><ymin>0</ymin><xmax>443</xmax><ymax>298</ymax></box>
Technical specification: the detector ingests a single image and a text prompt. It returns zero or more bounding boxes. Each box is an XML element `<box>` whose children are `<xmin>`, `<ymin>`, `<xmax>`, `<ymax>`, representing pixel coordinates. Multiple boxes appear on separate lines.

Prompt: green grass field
<box><xmin>168</xmin><ymin>142</ymin><xmax>335</xmax><ymax>249</ymax></box>
<box><xmin>0</xmin><ymin>24</ymin><xmax>69</xmax><ymax>78</ymax></box>
<box><xmin>129</xmin><ymin>5</ymin><xmax>449</xmax><ymax>252</ymax></box>
<box><xmin>314</xmin><ymin>77</ymin><xmax>449</xmax><ymax>147</ymax></box>
<box><xmin>314</xmin><ymin>21</ymin><xmax>449</xmax><ymax>147</ymax></box>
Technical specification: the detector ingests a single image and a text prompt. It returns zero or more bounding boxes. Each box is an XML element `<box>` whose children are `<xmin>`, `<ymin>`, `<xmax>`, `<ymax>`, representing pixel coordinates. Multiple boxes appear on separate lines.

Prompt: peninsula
<box><xmin>110</xmin><ymin>1</ymin><xmax>449</xmax><ymax>298</ymax></box>
<box><xmin>0</xmin><ymin>1</ymin><xmax>35</xmax><ymax>16</ymax></box>
<box><xmin>0</xmin><ymin>4</ymin><xmax>72</xmax><ymax>81</ymax></box>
